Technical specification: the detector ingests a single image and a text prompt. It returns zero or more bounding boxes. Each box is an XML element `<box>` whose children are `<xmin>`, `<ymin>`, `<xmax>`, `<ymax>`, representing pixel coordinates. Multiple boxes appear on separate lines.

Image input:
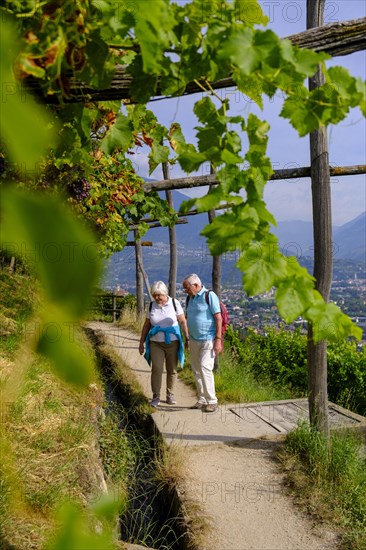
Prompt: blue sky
<box><xmin>132</xmin><ymin>0</ymin><xmax>366</xmax><ymax>226</ymax></box>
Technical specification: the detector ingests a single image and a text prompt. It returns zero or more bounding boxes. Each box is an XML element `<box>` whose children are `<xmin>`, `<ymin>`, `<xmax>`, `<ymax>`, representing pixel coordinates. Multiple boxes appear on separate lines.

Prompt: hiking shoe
<box><xmin>150</xmin><ymin>397</ymin><xmax>160</xmax><ymax>408</ymax></box>
<box><xmin>190</xmin><ymin>402</ymin><xmax>205</xmax><ymax>409</ymax></box>
<box><xmin>203</xmin><ymin>404</ymin><xmax>218</xmax><ymax>413</ymax></box>
<box><xmin>166</xmin><ymin>394</ymin><xmax>177</xmax><ymax>405</ymax></box>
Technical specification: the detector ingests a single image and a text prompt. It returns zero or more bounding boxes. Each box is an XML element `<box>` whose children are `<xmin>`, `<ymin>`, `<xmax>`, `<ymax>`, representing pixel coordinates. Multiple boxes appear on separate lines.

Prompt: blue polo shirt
<box><xmin>187</xmin><ymin>287</ymin><xmax>220</xmax><ymax>341</ymax></box>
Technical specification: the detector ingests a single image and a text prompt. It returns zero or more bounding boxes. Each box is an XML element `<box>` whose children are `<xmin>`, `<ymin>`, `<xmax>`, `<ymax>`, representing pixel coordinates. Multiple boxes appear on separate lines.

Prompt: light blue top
<box><xmin>144</xmin><ymin>325</ymin><xmax>185</xmax><ymax>367</ymax></box>
<box><xmin>186</xmin><ymin>287</ymin><xmax>220</xmax><ymax>341</ymax></box>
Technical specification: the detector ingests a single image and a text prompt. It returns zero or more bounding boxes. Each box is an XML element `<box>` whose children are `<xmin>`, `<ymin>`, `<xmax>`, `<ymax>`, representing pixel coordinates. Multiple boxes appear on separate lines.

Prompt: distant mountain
<box><xmin>333</xmin><ymin>212</ymin><xmax>366</xmax><ymax>262</ymax></box>
<box><xmin>271</xmin><ymin>220</ymin><xmax>314</xmax><ymax>257</ymax></box>
<box><xmin>106</xmin><ymin>188</ymin><xmax>364</xmax><ymax>290</ymax></box>
<box><xmin>141</xmin><ymin>191</ymin><xmax>365</xmax><ymax>261</ymax></box>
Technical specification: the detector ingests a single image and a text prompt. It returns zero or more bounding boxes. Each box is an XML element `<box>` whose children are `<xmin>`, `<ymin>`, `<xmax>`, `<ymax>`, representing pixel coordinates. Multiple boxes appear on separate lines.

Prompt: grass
<box><xmin>0</xmin><ymin>270</ymin><xmax>38</xmax><ymax>357</ymax></box>
<box><xmin>0</xmin><ymin>269</ymin><xmax>124</xmax><ymax>549</ymax></box>
<box><xmin>98</xmin><ymin>402</ymin><xmax>137</xmax><ymax>491</ymax></box>
<box><xmin>153</xmin><ymin>440</ymin><xmax>188</xmax><ymax>492</ymax></box>
<box><xmin>179</xmin><ymin>346</ymin><xmax>293</xmax><ymax>404</ymax></box>
<box><xmin>0</xmin><ymin>349</ymin><xmax>110</xmax><ymax>548</ymax></box>
<box><xmin>279</xmin><ymin>422</ymin><xmax>366</xmax><ymax>549</ymax></box>
<box><xmin>116</xmin><ymin>305</ymin><xmax>145</xmax><ymax>333</ymax></box>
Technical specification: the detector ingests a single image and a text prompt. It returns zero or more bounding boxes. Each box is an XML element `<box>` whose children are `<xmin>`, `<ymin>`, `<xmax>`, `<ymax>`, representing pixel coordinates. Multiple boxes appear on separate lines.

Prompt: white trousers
<box><xmin>189</xmin><ymin>339</ymin><xmax>217</xmax><ymax>405</ymax></box>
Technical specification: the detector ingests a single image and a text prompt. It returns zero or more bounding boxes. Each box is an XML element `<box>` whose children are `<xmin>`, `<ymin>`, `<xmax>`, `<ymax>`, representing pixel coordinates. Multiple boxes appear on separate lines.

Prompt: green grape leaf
<box><xmin>276</xmin><ymin>264</ymin><xmax>316</xmax><ymax>322</ymax></box>
<box><xmin>194</xmin><ymin>96</ymin><xmax>220</xmax><ymax>123</ymax></box>
<box><xmin>221</xmin><ymin>148</ymin><xmax>243</xmax><ymax>164</ymax></box>
<box><xmin>253</xmin><ymin>201</ymin><xmax>277</xmax><ymax>227</ymax></box>
<box><xmin>101</xmin><ymin>113</ymin><xmax>134</xmax><ymax>154</ymax></box>
<box><xmin>36</xmin><ymin>310</ymin><xmax>94</xmax><ymax>387</ymax></box>
<box><xmin>224</xmin><ymin>131</ymin><xmax>242</xmax><ymax>154</ymax></box>
<box><xmin>246</xmin><ymin>114</ymin><xmax>270</xmax><ymax>149</ymax></box>
<box><xmin>1</xmin><ymin>189</ymin><xmax>101</xmax><ymax>319</ymax></box>
<box><xmin>234</xmin><ymin>0</ymin><xmax>268</xmax><ymax>25</ymax></box>
<box><xmin>305</xmin><ymin>300</ymin><xmax>362</xmax><ymax>343</ymax></box>
<box><xmin>252</xmin><ymin>29</ymin><xmax>281</xmax><ymax>62</ymax></box>
<box><xmin>221</xmin><ymin>148</ymin><xmax>243</xmax><ymax>165</ymax></box>
<box><xmin>196</xmin><ymin>127</ymin><xmax>221</xmax><ymax>154</ymax></box>
<box><xmin>149</xmin><ymin>143</ymin><xmax>170</xmax><ymax>174</ymax></box>
<box><xmin>234</xmin><ymin>70</ymin><xmax>264</xmax><ymax>108</ymax></box>
<box><xmin>291</xmin><ymin>44</ymin><xmax>329</xmax><ymax>76</ymax></box>
<box><xmin>201</xmin><ymin>206</ymin><xmax>259</xmax><ymax>255</ymax></box>
<box><xmin>281</xmin><ymin>95</ymin><xmax>319</xmax><ymax>136</ymax></box>
<box><xmin>216</xmin><ymin>164</ymin><xmax>242</xmax><ymax>193</ymax></box>
<box><xmin>237</xmin><ymin>239</ymin><xmax>287</xmax><ymax>295</ymax></box>
<box><xmin>46</xmin><ymin>502</ymin><xmax>117</xmax><ymax>550</ymax></box>
<box><xmin>188</xmin><ymin>186</ymin><xmax>226</xmax><ymax>212</ymax></box>
<box><xmin>134</xmin><ymin>0</ymin><xmax>177</xmax><ymax>73</ymax></box>
<box><xmin>179</xmin><ymin>197</ymin><xmax>198</xmax><ymax>215</ymax></box>
<box><xmin>218</xmin><ymin>28</ymin><xmax>259</xmax><ymax>75</ymax></box>
<box><xmin>177</xmin><ymin>144</ymin><xmax>207</xmax><ymax>172</ymax></box>
<box><xmin>355</xmin><ymin>77</ymin><xmax>366</xmax><ymax>116</ymax></box>
<box><xmin>128</xmin><ymin>56</ymin><xmax>159</xmax><ymax>103</ymax></box>
<box><xmin>327</xmin><ymin>66</ymin><xmax>366</xmax><ymax>109</ymax></box>
<box><xmin>281</xmin><ymin>71</ymin><xmax>365</xmax><ymax>136</ymax></box>
<box><xmin>0</xmin><ymin>18</ymin><xmax>56</xmax><ymax>173</ymax></box>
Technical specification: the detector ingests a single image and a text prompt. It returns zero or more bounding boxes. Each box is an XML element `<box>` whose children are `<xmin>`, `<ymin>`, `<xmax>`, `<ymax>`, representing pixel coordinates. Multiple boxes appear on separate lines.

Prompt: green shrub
<box><xmin>226</xmin><ymin>326</ymin><xmax>308</xmax><ymax>393</ymax></box>
<box><xmin>327</xmin><ymin>341</ymin><xmax>366</xmax><ymax>416</ymax></box>
<box><xmin>88</xmin><ymin>290</ymin><xmax>137</xmax><ymax>321</ymax></box>
<box><xmin>226</xmin><ymin>326</ymin><xmax>366</xmax><ymax>415</ymax></box>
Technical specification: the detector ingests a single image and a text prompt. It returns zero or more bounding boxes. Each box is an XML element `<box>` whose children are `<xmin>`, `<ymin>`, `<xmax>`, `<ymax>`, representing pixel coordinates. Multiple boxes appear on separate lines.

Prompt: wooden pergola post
<box><xmin>306</xmin><ymin>0</ymin><xmax>332</xmax><ymax>435</ymax></box>
<box><xmin>208</xmin><ymin>165</ymin><xmax>222</xmax><ymax>300</ymax></box>
<box><xmin>208</xmin><ymin>164</ymin><xmax>222</xmax><ymax>373</ymax></box>
<box><xmin>163</xmin><ymin>161</ymin><xmax>177</xmax><ymax>298</ymax></box>
<box><xmin>134</xmin><ymin>230</ymin><xmax>145</xmax><ymax>316</ymax></box>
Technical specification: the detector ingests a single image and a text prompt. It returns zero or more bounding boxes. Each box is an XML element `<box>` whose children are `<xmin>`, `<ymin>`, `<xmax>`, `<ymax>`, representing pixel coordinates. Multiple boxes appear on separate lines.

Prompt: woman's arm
<box><xmin>177</xmin><ymin>313</ymin><xmax>190</xmax><ymax>346</ymax></box>
<box><xmin>139</xmin><ymin>318</ymin><xmax>151</xmax><ymax>355</ymax></box>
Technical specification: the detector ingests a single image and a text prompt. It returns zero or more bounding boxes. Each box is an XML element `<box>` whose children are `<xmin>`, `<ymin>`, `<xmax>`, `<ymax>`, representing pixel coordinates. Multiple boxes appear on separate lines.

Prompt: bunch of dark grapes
<box><xmin>0</xmin><ymin>157</ymin><xmax>5</xmax><ymax>175</ymax></box>
<box><xmin>67</xmin><ymin>177</ymin><xmax>91</xmax><ymax>202</ymax></box>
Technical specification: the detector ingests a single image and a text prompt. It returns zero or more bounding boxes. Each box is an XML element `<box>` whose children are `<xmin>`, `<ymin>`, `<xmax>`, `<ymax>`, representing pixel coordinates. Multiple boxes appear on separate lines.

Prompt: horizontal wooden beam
<box><xmin>129</xmin><ymin>217</ymin><xmax>188</xmax><ymax>230</ymax></box>
<box><xmin>125</xmin><ymin>241</ymin><xmax>152</xmax><ymax>246</ymax></box>
<box><xmin>134</xmin><ymin>203</ymin><xmax>233</xmax><ymax>227</ymax></box>
<box><xmin>25</xmin><ymin>18</ymin><xmax>366</xmax><ymax>104</ymax></box>
<box><xmin>142</xmin><ymin>165</ymin><xmax>366</xmax><ymax>193</ymax></box>
<box><xmin>286</xmin><ymin>17</ymin><xmax>366</xmax><ymax>56</ymax></box>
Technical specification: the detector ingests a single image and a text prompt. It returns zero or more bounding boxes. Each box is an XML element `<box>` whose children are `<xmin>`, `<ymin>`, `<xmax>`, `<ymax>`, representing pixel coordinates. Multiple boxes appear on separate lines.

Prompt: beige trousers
<box><xmin>150</xmin><ymin>340</ymin><xmax>179</xmax><ymax>399</ymax></box>
<box><xmin>189</xmin><ymin>339</ymin><xmax>217</xmax><ymax>405</ymax></box>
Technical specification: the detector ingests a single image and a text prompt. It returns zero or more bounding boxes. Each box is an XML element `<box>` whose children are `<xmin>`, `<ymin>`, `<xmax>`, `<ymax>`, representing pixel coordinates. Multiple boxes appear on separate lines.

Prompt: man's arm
<box><xmin>213</xmin><ymin>312</ymin><xmax>223</xmax><ymax>354</ymax></box>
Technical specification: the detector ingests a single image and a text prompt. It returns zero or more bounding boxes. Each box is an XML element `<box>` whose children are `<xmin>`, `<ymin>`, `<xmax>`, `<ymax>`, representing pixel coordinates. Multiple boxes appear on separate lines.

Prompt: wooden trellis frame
<box><xmin>23</xmin><ymin>3</ymin><xmax>363</xmax><ymax>431</ymax></box>
<box><xmin>126</xmin><ymin>3</ymin><xmax>365</xmax><ymax>433</ymax></box>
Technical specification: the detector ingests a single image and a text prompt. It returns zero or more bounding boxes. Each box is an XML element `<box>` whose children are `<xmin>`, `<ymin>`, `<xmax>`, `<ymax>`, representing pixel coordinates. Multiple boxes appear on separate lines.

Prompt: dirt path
<box><xmin>90</xmin><ymin>322</ymin><xmax>339</xmax><ymax>550</ymax></box>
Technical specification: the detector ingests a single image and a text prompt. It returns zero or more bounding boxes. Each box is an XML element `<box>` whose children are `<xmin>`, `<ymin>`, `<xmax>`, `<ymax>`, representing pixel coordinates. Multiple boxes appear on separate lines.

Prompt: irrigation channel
<box><xmin>87</xmin><ymin>328</ymin><xmax>195</xmax><ymax>550</ymax></box>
